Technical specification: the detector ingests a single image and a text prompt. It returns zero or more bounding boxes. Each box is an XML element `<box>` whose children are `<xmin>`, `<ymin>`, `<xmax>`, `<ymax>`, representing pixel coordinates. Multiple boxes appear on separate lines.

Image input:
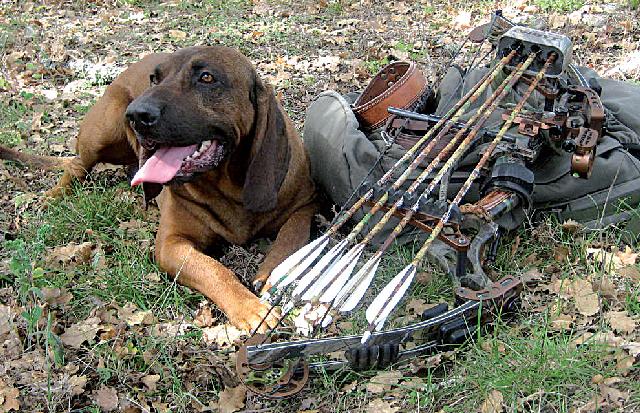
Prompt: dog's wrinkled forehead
<box><xmin>154</xmin><ymin>46</ymin><xmax>254</xmax><ymax>90</ymax></box>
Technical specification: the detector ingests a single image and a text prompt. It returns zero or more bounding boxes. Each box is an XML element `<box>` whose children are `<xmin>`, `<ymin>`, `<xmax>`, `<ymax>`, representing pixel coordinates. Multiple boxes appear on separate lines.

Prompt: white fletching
<box><xmin>267</xmin><ymin>235</ymin><xmax>329</xmax><ymax>287</ymax></box>
<box><xmin>291</xmin><ymin>239</ymin><xmax>348</xmax><ymax>298</ymax></box>
<box><xmin>302</xmin><ymin>244</ymin><xmax>364</xmax><ymax>301</ymax></box>
<box><xmin>365</xmin><ymin>263</ymin><xmax>417</xmax><ymax>332</ymax></box>
<box><xmin>320</xmin><ymin>312</ymin><xmax>334</xmax><ymax>328</ymax></box>
<box><xmin>274</xmin><ymin>235</ymin><xmax>330</xmax><ymax>289</ymax></box>
<box><xmin>318</xmin><ymin>244</ymin><xmax>366</xmax><ymax>303</ymax></box>
<box><xmin>336</xmin><ymin>255</ymin><xmax>381</xmax><ymax>312</ymax></box>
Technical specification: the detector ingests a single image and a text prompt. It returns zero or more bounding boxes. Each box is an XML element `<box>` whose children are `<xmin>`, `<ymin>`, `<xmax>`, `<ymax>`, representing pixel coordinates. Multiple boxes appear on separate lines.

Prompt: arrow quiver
<box><xmin>237</xmin><ymin>14</ymin><xmax>606</xmax><ymax>399</ymax></box>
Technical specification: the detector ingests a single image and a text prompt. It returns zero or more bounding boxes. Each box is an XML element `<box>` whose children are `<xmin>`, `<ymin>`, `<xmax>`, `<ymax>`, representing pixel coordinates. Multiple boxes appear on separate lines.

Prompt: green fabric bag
<box><xmin>303</xmin><ymin>67</ymin><xmax>640</xmax><ymax>243</ymax></box>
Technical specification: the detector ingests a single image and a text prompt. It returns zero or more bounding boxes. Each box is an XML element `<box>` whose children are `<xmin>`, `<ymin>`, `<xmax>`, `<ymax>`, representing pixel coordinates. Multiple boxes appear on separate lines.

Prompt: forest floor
<box><xmin>1</xmin><ymin>0</ymin><xmax>639</xmax><ymax>412</ymax></box>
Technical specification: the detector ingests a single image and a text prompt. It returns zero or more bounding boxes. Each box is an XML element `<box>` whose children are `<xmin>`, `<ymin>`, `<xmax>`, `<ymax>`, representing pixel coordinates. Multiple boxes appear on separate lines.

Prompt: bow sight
<box><xmin>237</xmin><ymin>15</ymin><xmax>605</xmax><ymax>399</ymax></box>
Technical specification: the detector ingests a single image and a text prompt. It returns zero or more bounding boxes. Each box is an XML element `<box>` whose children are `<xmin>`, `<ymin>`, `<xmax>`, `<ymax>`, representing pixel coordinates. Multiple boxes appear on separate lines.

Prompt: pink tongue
<box><xmin>131</xmin><ymin>144</ymin><xmax>198</xmax><ymax>186</ymax></box>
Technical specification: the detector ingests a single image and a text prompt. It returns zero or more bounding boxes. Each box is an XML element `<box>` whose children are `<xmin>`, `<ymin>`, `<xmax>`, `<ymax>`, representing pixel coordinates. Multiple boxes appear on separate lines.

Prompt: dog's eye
<box><xmin>199</xmin><ymin>72</ymin><xmax>215</xmax><ymax>84</ymax></box>
<box><xmin>150</xmin><ymin>74</ymin><xmax>159</xmax><ymax>86</ymax></box>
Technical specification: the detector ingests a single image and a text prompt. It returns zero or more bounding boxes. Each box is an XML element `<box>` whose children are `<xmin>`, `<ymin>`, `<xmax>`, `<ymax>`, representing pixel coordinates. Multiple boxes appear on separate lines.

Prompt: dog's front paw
<box><xmin>252</xmin><ymin>270</ymin><xmax>271</xmax><ymax>295</ymax></box>
<box><xmin>227</xmin><ymin>296</ymin><xmax>281</xmax><ymax>333</ymax></box>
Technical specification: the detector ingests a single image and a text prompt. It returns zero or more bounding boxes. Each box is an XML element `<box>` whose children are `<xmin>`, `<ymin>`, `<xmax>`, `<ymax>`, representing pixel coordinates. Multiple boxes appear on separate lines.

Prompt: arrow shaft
<box><xmin>364</xmin><ymin>53</ymin><xmax>549</xmax><ymax>335</ymax></box>
<box><xmin>414</xmin><ymin>54</ymin><xmax>555</xmax><ymax>265</ymax></box>
<box><xmin>326</xmin><ymin>51</ymin><xmax>518</xmax><ymax>238</ymax></box>
<box><xmin>363</xmin><ymin>53</ymin><xmax>537</xmax><ymax>255</ymax></box>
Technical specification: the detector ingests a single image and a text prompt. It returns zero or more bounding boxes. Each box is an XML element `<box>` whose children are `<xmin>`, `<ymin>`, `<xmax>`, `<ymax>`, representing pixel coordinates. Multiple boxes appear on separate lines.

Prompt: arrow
<box><xmin>360</xmin><ymin>53</ymin><xmax>555</xmax><ymax>343</ymax></box>
<box><xmin>318</xmin><ymin>53</ymin><xmax>536</xmax><ymax>321</ymax></box>
<box><xmin>260</xmin><ymin>51</ymin><xmax>518</xmax><ymax>299</ymax></box>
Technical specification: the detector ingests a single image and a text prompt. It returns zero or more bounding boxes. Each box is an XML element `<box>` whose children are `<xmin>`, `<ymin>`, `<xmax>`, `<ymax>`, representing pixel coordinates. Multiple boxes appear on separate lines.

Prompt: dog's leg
<box><xmin>155</xmin><ymin>208</ymin><xmax>281</xmax><ymax>332</ymax></box>
<box><xmin>253</xmin><ymin>204</ymin><xmax>316</xmax><ymax>292</ymax></box>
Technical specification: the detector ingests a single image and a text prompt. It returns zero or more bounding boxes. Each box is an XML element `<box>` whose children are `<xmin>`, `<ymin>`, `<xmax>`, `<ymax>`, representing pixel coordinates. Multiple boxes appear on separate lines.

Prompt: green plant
<box><xmin>535</xmin><ymin>0</ymin><xmax>584</xmax><ymax>12</ymax></box>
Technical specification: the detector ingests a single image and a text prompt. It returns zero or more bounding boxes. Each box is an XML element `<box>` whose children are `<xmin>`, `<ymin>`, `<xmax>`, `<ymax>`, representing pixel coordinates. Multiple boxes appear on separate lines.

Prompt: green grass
<box><xmin>4</xmin><ymin>180</ymin><xmax>202</xmax><ymax>319</ymax></box>
<box><xmin>434</xmin><ymin>317</ymin><xmax>615</xmax><ymax>411</ymax></box>
<box><xmin>535</xmin><ymin>0</ymin><xmax>584</xmax><ymax>12</ymax></box>
<box><xmin>0</xmin><ymin>98</ymin><xmax>32</xmax><ymax>146</ymax></box>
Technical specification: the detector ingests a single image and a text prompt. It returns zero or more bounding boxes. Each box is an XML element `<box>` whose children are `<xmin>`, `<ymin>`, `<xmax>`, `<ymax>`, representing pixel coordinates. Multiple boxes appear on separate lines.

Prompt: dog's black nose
<box><xmin>126</xmin><ymin>100</ymin><xmax>162</xmax><ymax>127</ymax></box>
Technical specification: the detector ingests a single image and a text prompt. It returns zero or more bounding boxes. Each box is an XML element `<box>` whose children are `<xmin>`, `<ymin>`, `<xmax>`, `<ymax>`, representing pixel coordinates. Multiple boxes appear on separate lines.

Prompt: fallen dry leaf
<box><xmin>480</xmin><ymin>389</ymin><xmax>504</xmax><ymax>413</ymax></box>
<box><xmin>125</xmin><ymin>309</ymin><xmax>155</xmax><ymax>326</ymax></box>
<box><xmin>573</xmin><ymin>278</ymin><xmax>600</xmax><ymax>317</ymax></box>
<box><xmin>553</xmin><ymin>245</ymin><xmax>570</xmax><ymax>262</ymax></box>
<box><xmin>0</xmin><ymin>379</ymin><xmax>20</xmax><ymax>413</ymax></box>
<box><xmin>94</xmin><ymin>385</ymin><xmax>118</xmax><ymax>412</ymax></box>
<box><xmin>599</xmin><ymin>382</ymin><xmax>628</xmax><ymax>407</ymax></box>
<box><xmin>605</xmin><ymin>311</ymin><xmax>636</xmax><ymax>335</ymax></box>
<box><xmin>168</xmin><ymin>29</ymin><xmax>186</xmax><ymax>40</ymax></box>
<box><xmin>617</xmin><ymin>265</ymin><xmax>640</xmax><ymax>281</ymax></box>
<box><xmin>46</xmin><ymin>241</ymin><xmax>93</xmax><ymax>268</ymax></box>
<box><xmin>216</xmin><ymin>386</ymin><xmax>246</xmax><ymax>413</ymax></box>
<box><xmin>615</xmin><ymin>246</ymin><xmax>638</xmax><ymax>267</ymax></box>
<box><xmin>201</xmin><ymin>324</ymin><xmax>245</xmax><ymax>347</ymax></box>
<box><xmin>621</xmin><ymin>341</ymin><xmax>640</xmax><ymax>357</ymax></box>
<box><xmin>68</xmin><ymin>375</ymin><xmax>87</xmax><ymax>396</ymax></box>
<box><xmin>141</xmin><ymin>374</ymin><xmax>160</xmax><ymax>392</ymax></box>
<box><xmin>194</xmin><ymin>305</ymin><xmax>215</xmax><ymax>328</ymax></box>
<box><xmin>561</xmin><ymin>219</ymin><xmax>582</xmax><ymax>233</ymax></box>
<box><xmin>366</xmin><ymin>370</ymin><xmax>403</xmax><ymax>393</ymax></box>
<box><xmin>60</xmin><ymin>317</ymin><xmax>101</xmax><ymax>348</ymax></box>
<box><xmin>405</xmin><ymin>298</ymin><xmax>436</xmax><ymax>315</ymax></box>
<box><xmin>453</xmin><ymin>10</ymin><xmax>472</xmax><ymax>29</ymax></box>
<box><xmin>587</xmin><ymin>247</ymin><xmax>638</xmax><ymax>274</ymax></box>
<box><xmin>550</xmin><ymin>313</ymin><xmax>574</xmax><ymax>330</ymax></box>
<box><xmin>365</xmin><ymin>398</ymin><xmax>400</xmax><ymax>413</ymax></box>
<box><xmin>40</xmin><ymin>287</ymin><xmax>73</xmax><ymax>306</ymax></box>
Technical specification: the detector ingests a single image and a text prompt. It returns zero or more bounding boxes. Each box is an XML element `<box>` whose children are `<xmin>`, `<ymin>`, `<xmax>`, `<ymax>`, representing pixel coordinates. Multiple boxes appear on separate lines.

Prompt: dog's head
<box><xmin>126</xmin><ymin>46</ymin><xmax>289</xmax><ymax>212</ymax></box>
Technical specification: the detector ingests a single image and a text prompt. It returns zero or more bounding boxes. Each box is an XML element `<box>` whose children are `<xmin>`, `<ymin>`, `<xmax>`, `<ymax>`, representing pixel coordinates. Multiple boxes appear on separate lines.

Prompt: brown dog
<box><xmin>1</xmin><ymin>46</ymin><xmax>316</xmax><ymax>331</ymax></box>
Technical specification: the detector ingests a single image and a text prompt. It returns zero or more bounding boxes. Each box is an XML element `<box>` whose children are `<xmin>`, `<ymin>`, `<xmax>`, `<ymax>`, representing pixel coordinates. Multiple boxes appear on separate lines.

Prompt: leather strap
<box><xmin>352</xmin><ymin>61</ymin><xmax>428</xmax><ymax>131</ymax></box>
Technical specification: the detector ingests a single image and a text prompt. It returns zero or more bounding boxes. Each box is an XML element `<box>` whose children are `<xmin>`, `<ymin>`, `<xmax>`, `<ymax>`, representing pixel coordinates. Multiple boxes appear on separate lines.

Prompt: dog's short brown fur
<box><xmin>1</xmin><ymin>46</ymin><xmax>316</xmax><ymax>331</ymax></box>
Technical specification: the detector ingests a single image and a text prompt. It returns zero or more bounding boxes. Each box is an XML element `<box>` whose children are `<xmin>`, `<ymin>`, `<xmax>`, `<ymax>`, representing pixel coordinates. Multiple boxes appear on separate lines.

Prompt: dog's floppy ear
<box><xmin>243</xmin><ymin>76</ymin><xmax>290</xmax><ymax>212</ymax></box>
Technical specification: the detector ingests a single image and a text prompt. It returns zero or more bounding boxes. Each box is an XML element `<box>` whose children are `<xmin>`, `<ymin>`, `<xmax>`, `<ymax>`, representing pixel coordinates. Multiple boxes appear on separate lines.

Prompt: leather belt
<box><xmin>352</xmin><ymin>61</ymin><xmax>428</xmax><ymax>131</ymax></box>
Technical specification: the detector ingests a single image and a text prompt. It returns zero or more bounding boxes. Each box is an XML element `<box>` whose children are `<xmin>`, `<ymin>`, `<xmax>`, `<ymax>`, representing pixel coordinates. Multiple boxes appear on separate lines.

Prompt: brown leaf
<box><xmin>605</xmin><ymin>311</ymin><xmax>636</xmax><ymax>335</ymax></box>
<box><xmin>201</xmin><ymin>324</ymin><xmax>245</xmax><ymax>347</ymax></box>
<box><xmin>480</xmin><ymin>389</ymin><xmax>504</xmax><ymax>413</ymax></box>
<box><xmin>365</xmin><ymin>370</ymin><xmax>402</xmax><ymax>394</ymax></box>
<box><xmin>68</xmin><ymin>375</ymin><xmax>87</xmax><ymax>396</ymax></box>
<box><xmin>615</xmin><ymin>353</ymin><xmax>635</xmax><ymax>376</ymax></box>
<box><xmin>126</xmin><ymin>309</ymin><xmax>155</xmax><ymax>326</ymax></box>
<box><xmin>216</xmin><ymin>386</ymin><xmax>246</xmax><ymax>413</ymax></box>
<box><xmin>141</xmin><ymin>374</ymin><xmax>160</xmax><ymax>392</ymax></box>
<box><xmin>365</xmin><ymin>398</ymin><xmax>400</xmax><ymax>413</ymax></box>
<box><xmin>591</xmin><ymin>275</ymin><xmax>617</xmax><ymax>299</ymax></box>
<box><xmin>561</xmin><ymin>219</ymin><xmax>582</xmax><ymax>233</ymax></box>
<box><xmin>168</xmin><ymin>30</ymin><xmax>186</xmax><ymax>40</ymax></box>
<box><xmin>617</xmin><ymin>265</ymin><xmax>640</xmax><ymax>281</ymax></box>
<box><xmin>599</xmin><ymin>383</ymin><xmax>628</xmax><ymax>407</ymax></box>
<box><xmin>553</xmin><ymin>245</ymin><xmax>570</xmax><ymax>262</ymax></box>
<box><xmin>573</xmin><ymin>278</ymin><xmax>600</xmax><ymax>317</ymax></box>
<box><xmin>194</xmin><ymin>306</ymin><xmax>214</xmax><ymax>328</ymax></box>
<box><xmin>46</xmin><ymin>241</ymin><xmax>93</xmax><ymax>268</ymax></box>
<box><xmin>521</xmin><ymin>267</ymin><xmax>544</xmax><ymax>285</ymax></box>
<box><xmin>405</xmin><ymin>298</ymin><xmax>435</xmax><ymax>315</ymax></box>
<box><xmin>415</xmin><ymin>271</ymin><xmax>434</xmax><ymax>285</ymax></box>
<box><xmin>94</xmin><ymin>385</ymin><xmax>118</xmax><ymax>412</ymax></box>
<box><xmin>60</xmin><ymin>317</ymin><xmax>100</xmax><ymax>348</ymax></box>
<box><xmin>453</xmin><ymin>10</ymin><xmax>472</xmax><ymax>30</ymax></box>
<box><xmin>615</xmin><ymin>246</ymin><xmax>638</xmax><ymax>267</ymax></box>
<box><xmin>0</xmin><ymin>378</ymin><xmax>20</xmax><ymax>412</ymax></box>
<box><xmin>622</xmin><ymin>342</ymin><xmax>640</xmax><ymax>357</ymax></box>
<box><xmin>40</xmin><ymin>287</ymin><xmax>73</xmax><ymax>306</ymax></box>
<box><xmin>550</xmin><ymin>313</ymin><xmax>573</xmax><ymax>331</ymax></box>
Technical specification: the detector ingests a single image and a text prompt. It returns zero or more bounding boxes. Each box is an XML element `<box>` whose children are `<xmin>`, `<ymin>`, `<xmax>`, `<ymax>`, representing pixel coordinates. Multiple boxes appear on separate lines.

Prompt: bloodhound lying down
<box><xmin>0</xmin><ymin>46</ymin><xmax>316</xmax><ymax>331</ymax></box>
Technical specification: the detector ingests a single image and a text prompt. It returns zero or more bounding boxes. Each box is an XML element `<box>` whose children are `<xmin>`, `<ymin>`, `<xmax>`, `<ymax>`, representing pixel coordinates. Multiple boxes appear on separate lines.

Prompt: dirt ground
<box><xmin>1</xmin><ymin>0</ymin><xmax>639</xmax><ymax>412</ymax></box>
